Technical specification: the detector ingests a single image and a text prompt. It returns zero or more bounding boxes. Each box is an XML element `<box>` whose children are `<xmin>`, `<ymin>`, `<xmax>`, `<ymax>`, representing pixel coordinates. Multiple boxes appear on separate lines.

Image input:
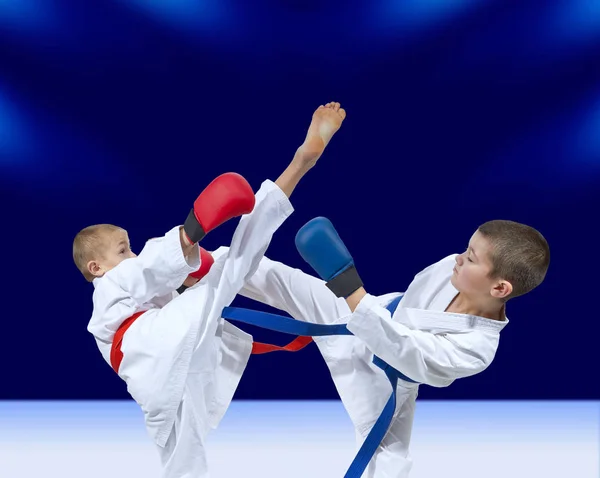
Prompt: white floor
<box><xmin>0</xmin><ymin>400</ymin><xmax>597</xmax><ymax>478</ymax></box>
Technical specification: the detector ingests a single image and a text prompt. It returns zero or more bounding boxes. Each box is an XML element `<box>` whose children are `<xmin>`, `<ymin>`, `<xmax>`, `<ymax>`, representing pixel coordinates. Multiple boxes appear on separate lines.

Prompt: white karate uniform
<box><xmin>87</xmin><ymin>180</ymin><xmax>293</xmax><ymax>478</ymax></box>
<box><xmin>236</xmin><ymin>253</ymin><xmax>509</xmax><ymax>478</ymax></box>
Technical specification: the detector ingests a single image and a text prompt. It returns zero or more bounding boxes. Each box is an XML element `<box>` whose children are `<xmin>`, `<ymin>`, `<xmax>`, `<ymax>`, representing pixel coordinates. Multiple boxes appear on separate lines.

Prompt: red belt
<box><xmin>109</xmin><ymin>311</ymin><xmax>145</xmax><ymax>373</ymax></box>
<box><xmin>252</xmin><ymin>336</ymin><xmax>313</xmax><ymax>354</ymax></box>
<box><xmin>110</xmin><ymin>312</ymin><xmax>312</xmax><ymax>374</ymax></box>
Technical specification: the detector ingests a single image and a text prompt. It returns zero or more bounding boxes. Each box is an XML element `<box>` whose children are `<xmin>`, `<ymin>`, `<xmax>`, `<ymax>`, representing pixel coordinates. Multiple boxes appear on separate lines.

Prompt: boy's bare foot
<box><xmin>295</xmin><ymin>102</ymin><xmax>346</xmax><ymax>169</ymax></box>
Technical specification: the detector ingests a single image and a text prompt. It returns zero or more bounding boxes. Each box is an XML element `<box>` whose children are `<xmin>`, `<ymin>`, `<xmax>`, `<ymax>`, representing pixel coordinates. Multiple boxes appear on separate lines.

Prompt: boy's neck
<box><xmin>446</xmin><ymin>293</ymin><xmax>506</xmax><ymax>321</ymax></box>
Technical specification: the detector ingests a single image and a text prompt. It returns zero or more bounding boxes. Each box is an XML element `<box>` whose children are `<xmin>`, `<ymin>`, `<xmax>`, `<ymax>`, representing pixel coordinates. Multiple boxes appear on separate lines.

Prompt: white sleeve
<box><xmin>346</xmin><ymin>294</ymin><xmax>497</xmax><ymax>386</ymax></box>
<box><xmin>105</xmin><ymin>226</ymin><xmax>200</xmax><ymax>306</ymax></box>
<box><xmin>210</xmin><ymin>252</ymin><xmax>351</xmax><ymax>325</ymax></box>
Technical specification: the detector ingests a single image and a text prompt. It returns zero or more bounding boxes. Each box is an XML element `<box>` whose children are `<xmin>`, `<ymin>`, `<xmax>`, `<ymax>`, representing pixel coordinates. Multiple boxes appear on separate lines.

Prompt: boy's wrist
<box><xmin>345</xmin><ymin>287</ymin><xmax>368</xmax><ymax>312</ymax></box>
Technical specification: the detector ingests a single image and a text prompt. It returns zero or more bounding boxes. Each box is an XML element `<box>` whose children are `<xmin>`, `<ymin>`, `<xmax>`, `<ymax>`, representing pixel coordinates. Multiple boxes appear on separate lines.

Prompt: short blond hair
<box><xmin>73</xmin><ymin>224</ymin><xmax>124</xmax><ymax>282</ymax></box>
<box><xmin>478</xmin><ymin>220</ymin><xmax>550</xmax><ymax>299</ymax></box>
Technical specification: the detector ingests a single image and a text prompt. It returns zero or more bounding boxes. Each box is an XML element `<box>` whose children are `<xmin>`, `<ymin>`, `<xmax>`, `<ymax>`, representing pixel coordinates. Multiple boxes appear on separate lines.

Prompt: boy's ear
<box><xmin>492</xmin><ymin>280</ymin><xmax>512</xmax><ymax>299</ymax></box>
<box><xmin>87</xmin><ymin>260</ymin><xmax>102</xmax><ymax>278</ymax></box>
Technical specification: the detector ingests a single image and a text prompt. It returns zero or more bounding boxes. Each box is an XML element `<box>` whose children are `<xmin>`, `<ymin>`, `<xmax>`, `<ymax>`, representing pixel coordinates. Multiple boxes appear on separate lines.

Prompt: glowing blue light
<box><xmin>551</xmin><ymin>0</ymin><xmax>600</xmax><ymax>43</ymax></box>
<box><xmin>0</xmin><ymin>0</ymin><xmax>56</xmax><ymax>32</ymax></box>
<box><xmin>573</xmin><ymin>94</ymin><xmax>600</xmax><ymax>165</ymax></box>
<box><xmin>0</xmin><ymin>91</ymin><xmax>29</xmax><ymax>159</ymax></box>
<box><xmin>371</xmin><ymin>0</ymin><xmax>486</xmax><ymax>36</ymax></box>
<box><xmin>471</xmin><ymin>92</ymin><xmax>600</xmax><ymax>199</ymax></box>
<box><xmin>0</xmin><ymin>82</ymin><xmax>136</xmax><ymax>192</ymax></box>
<box><xmin>119</xmin><ymin>0</ymin><xmax>230</xmax><ymax>33</ymax></box>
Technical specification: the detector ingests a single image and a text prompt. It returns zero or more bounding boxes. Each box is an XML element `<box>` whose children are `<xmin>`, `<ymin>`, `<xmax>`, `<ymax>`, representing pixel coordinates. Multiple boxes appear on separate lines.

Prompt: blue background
<box><xmin>1</xmin><ymin>0</ymin><xmax>598</xmax><ymax>401</ymax></box>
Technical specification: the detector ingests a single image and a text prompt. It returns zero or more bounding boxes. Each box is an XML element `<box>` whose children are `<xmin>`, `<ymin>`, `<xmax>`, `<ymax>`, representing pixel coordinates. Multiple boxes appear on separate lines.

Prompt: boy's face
<box><xmin>451</xmin><ymin>231</ymin><xmax>510</xmax><ymax>299</ymax></box>
<box><xmin>88</xmin><ymin>229</ymin><xmax>136</xmax><ymax>279</ymax></box>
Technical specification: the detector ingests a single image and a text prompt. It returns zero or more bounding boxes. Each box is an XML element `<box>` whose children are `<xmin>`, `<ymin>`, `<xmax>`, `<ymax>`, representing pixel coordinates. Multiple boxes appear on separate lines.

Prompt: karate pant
<box><xmin>119</xmin><ymin>180</ymin><xmax>293</xmax><ymax>478</ymax></box>
<box><xmin>239</xmin><ymin>256</ymin><xmax>418</xmax><ymax>478</ymax></box>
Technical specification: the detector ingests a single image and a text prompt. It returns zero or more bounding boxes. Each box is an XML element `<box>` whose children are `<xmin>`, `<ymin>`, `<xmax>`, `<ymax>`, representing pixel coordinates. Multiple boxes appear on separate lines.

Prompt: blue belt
<box><xmin>221</xmin><ymin>294</ymin><xmax>419</xmax><ymax>477</ymax></box>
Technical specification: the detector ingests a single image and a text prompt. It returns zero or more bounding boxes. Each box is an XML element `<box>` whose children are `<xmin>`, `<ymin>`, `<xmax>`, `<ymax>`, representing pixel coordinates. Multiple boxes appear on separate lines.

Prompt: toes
<box><xmin>321</xmin><ymin>102</ymin><xmax>343</xmax><ymax>112</ymax></box>
<box><xmin>338</xmin><ymin>108</ymin><xmax>346</xmax><ymax>120</ymax></box>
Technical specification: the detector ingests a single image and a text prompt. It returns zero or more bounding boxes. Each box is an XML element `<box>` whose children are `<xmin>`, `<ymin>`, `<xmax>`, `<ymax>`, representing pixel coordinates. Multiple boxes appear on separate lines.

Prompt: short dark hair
<box><xmin>477</xmin><ymin>220</ymin><xmax>550</xmax><ymax>299</ymax></box>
